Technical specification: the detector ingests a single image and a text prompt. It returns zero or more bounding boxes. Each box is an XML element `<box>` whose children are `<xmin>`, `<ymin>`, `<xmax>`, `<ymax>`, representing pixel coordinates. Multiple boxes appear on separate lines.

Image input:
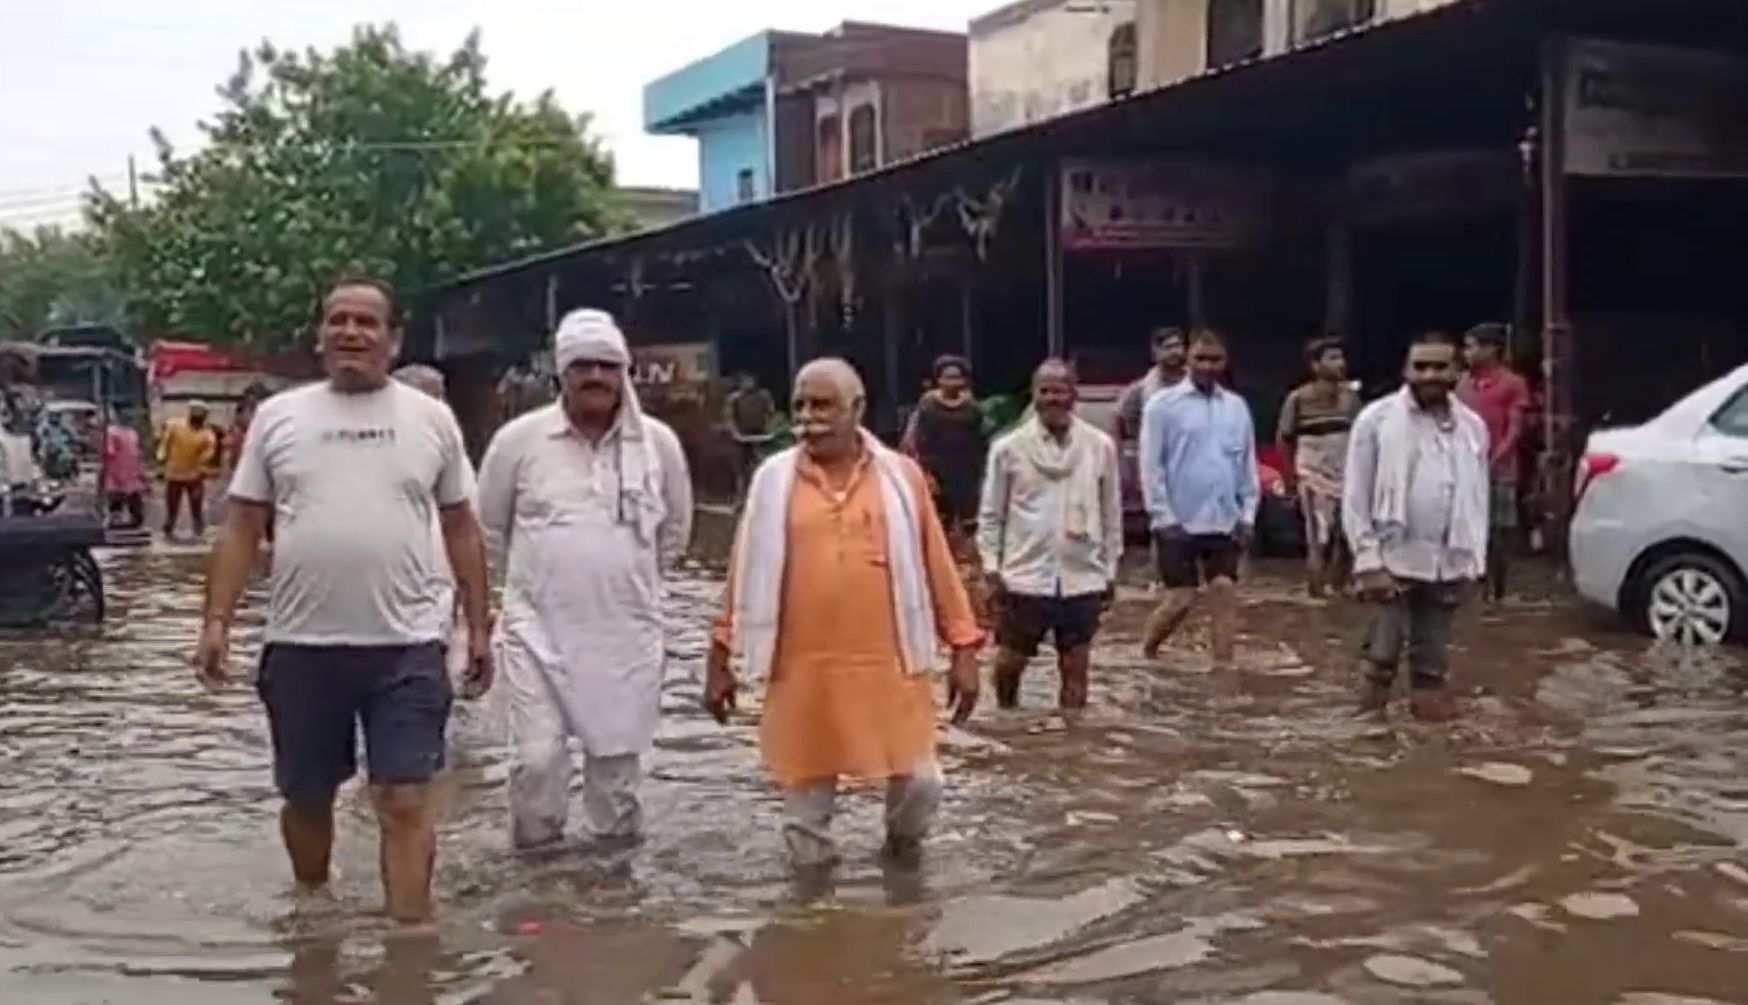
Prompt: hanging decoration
<box><xmin>953</xmin><ymin>168</ymin><xmax>1024</xmax><ymax>261</ymax></box>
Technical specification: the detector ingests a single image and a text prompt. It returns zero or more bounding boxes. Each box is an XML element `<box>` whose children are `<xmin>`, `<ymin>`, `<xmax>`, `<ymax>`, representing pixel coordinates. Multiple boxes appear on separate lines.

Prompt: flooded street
<box><xmin>2</xmin><ymin>535</ymin><xmax>1747</xmax><ymax>1005</ymax></box>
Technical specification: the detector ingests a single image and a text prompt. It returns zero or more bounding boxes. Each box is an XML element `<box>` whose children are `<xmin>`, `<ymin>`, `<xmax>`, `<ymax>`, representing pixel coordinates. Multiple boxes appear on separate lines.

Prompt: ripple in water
<box><xmin>0</xmin><ymin>546</ymin><xmax>1743</xmax><ymax>1004</ymax></box>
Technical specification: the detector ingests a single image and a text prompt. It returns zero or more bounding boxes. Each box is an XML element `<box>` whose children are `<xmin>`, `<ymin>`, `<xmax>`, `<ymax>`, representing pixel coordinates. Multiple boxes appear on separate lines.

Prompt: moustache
<box><xmin>796</xmin><ymin>422</ymin><xmax>834</xmax><ymax>438</ymax></box>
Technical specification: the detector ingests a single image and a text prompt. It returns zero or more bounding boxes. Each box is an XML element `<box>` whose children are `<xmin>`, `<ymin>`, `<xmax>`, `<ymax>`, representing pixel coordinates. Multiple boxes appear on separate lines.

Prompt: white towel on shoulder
<box><xmin>1008</xmin><ymin>413</ymin><xmax>1104</xmax><ymax>541</ymax></box>
<box><xmin>730</xmin><ymin>429</ymin><xmax>938</xmax><ymax>681</ymax></box>
<box><xmin>1372</xmin><ymin>387</ymin><xmax>1489</xmax><ymax>569</ymax></box>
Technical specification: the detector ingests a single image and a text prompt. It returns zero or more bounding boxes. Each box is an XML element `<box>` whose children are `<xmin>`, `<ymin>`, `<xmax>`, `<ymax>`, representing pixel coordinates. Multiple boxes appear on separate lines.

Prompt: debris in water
<box><xmin>1067</xmin><ymin>810</ymin><xmax>1120</xmax><ymax>826</ymax></box>
<box><xmin>941</xmin><ymin>725</ymin><xmax>1014</xmax><ymax>755</ymax></box>
<box><xmin>1539</xmin><ymin>637</ymin><xmax>1595</xmax><ymax>656</ymax></box>
<box><xmin>1715</xmin><ymin>862</ymin><xmax>1748</xmax><ymax>888</ymax></box>
<box><xmin>1559</xmin><ymin>892</ymin><xmax>1640</xmax><ymax>920</ymax></box>
<box><xmin>1361</xmin><ymin>954</ymin><xmax>1464</xmax><ymax>987</ymax></box>
<box><xmin>1457</xmin><ymin>762</ymin><xmax>1534</xmax><ymax>787</ymax></box>
<box><xmin>1024</xmin><ymin>928</ymin><xmax>1215</xmax><ymax>984</ymax></box>
<box><xmin>1673</xmin><ymin>930</ymin><xmax>1748</xmax><ymax>952</ymax></box>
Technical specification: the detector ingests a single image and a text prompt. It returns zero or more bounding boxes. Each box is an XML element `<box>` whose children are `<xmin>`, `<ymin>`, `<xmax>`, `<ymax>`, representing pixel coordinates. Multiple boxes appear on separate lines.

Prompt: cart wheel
<box><xmin>41</xmin><ymin>549</ymin><xmax>104</xmax><ymax>623</ymax></box>
<box><xmin>70</xmin><ymin>548</ymin><xmax>105</xmax><ymax>622</ymax></box>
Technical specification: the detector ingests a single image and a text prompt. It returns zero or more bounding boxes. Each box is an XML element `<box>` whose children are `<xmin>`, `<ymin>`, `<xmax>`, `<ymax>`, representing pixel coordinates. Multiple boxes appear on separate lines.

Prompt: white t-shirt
<box><xmin>229</xmin><ymin>381</ymin><xmax>477</xmax><ymax>646</ymax></box>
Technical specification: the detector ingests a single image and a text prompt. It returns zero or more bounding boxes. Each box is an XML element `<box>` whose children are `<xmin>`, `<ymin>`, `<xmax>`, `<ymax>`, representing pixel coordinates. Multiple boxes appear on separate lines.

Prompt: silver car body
<box><xmin>1568</xmin><ymin>362</ymin><xmax>1748</xmax><ymax>644</ymax></box>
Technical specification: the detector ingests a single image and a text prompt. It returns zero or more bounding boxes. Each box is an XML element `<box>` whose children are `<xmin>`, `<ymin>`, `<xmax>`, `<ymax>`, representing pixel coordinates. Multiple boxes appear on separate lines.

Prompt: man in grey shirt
<box><xmin>194</xmin><ymin>277</ymin><xmax>493</xmax><ymax>924</ymax></box>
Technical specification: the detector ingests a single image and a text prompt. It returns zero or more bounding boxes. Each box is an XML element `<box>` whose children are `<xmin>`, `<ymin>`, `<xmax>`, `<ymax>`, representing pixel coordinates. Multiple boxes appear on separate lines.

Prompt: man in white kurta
<box><xmin>476</xmin><ymin>309</ymin><xmax>693</xmax><ymax>849</ymax></box>
<box><xmin>393</xmin><ymin>364</ymin><xmax>473</xmax><ymax>681</ymax></box>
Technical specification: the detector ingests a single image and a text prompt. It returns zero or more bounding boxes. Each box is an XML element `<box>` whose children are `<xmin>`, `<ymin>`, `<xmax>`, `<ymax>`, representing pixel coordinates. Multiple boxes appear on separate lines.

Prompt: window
<box><xmin>1292</xmin><ymin>0</ymin><xmax>1377</xmax><ymax>45</ymax></box>
<box><xmin>1711</xmin><ymin>384</ymin><xmax>1748</xmax><ymax>438</ymax></box>
<box><xmin>816</xmin><ymin>114</ymin><xmax>842</xmax><ymax>184</ymax></box>
<box><xmin>736</xmin><ymin>168</ymin><xmax>756</xmax><ymax>203</ymax></box>
<box><xmin>1206</xmin><ymin>0</ymin><xmax>1264</xmax><ymax>68</ymax></box>
<box><xmin>848</xmin><ymin>104</ymin><xmax>878</xmax><ymax>174</ymax></box>
<box><xmin>1107</xmin><ymin>22</ymin><xmax>1138</xmax><ymax>99</ymax></box>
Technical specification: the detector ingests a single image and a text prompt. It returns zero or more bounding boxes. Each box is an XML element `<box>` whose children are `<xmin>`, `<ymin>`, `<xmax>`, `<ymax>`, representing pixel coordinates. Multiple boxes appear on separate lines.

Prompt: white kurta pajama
<box><xmin>476</xmin><ymin>313</ymin><xmax>693</xmax><ymax>850</ymax></box>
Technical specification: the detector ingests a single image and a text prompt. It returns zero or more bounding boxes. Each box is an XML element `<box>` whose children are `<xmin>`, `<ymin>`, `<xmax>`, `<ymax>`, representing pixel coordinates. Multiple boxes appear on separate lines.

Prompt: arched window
<box><xmin>1107</xmin><ymin>22</ymin><xmax>1138</xmax><ymax>99</ymax></box>
<box><xmin>816</xmin><ymin>114</ymin><xmax>842</xmax><ymax>184</ymax></box>
<box><xmin>848</xmin><ymin>104</ymin><xmax>878</xmax><ymax>174</ymax></box>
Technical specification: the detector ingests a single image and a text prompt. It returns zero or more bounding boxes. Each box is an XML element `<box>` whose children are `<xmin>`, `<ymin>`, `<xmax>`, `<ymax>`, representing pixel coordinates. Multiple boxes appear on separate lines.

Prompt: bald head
<box><xmin>393</xmin><ymin>364</ymin><xmax>446</xmax><ymax>401</ymax></box>
<box><xmin>1032</xmin><ymin>356</ymin><xmax>1078</xmax><ymax>432</ymax></box>
<box><xmin>794</xmin><ymin>357</ymin><xmax>865</xmax><ymax>405</ymax></box>
<box><xmin>1033</xmin><ymin>358</ymin><xmax>1075</xmax><ymax>387</ymax></box>
<box><xmin>792</xmin><ymin>357</ymin><xmax>866</xmax><ymax>460</ymax></box>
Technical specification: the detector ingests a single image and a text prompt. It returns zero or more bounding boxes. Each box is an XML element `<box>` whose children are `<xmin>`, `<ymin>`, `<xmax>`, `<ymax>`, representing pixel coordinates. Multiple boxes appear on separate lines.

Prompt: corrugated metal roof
<box><xmin>442</xmin><ymin>0</ymin><xmax>1512</xmax><ymax>291</ymax></box>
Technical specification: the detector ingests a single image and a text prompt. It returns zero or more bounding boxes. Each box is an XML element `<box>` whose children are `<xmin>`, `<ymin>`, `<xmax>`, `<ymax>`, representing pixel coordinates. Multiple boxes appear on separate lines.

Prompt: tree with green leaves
<box><xmin>0</xmin><ymin>226</ymin><xmax>127</xmax><ymax>339</ymax></box>
<box><xmin>89</xmin><ymin>25</ymin><xmax>628</xmax><ymax>351</ymax></box>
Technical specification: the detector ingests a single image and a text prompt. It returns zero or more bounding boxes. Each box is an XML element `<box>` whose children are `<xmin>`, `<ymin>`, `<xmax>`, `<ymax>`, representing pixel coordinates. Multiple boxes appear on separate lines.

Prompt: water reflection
<box><xmin>0</xmin><ymin>539</ymin><xmax>1744</xmax><ymax>1004</ymax></box>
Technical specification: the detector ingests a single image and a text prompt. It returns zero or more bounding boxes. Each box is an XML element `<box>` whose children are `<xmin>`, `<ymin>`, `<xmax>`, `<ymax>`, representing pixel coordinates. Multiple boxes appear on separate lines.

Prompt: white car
<box><xmin>1569</xmin><ymin>363</ymin><xmax>1748</xmax><ymax>645</ymax></box>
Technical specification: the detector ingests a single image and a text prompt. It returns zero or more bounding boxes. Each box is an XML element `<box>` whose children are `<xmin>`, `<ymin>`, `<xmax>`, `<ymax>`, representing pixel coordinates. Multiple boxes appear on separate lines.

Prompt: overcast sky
<box><xmin>0</xmin><ymin>0</ymin><xmax>992</xmax><ymax>231</ymax></box>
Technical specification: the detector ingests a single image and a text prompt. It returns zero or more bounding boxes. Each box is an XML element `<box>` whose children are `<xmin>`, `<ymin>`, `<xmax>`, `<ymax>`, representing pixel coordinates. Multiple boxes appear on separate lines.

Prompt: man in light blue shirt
<box><xmin>1138</xmin><ymin>330</ymin><xmax>1259</xmax><ymax>667</ymax></box>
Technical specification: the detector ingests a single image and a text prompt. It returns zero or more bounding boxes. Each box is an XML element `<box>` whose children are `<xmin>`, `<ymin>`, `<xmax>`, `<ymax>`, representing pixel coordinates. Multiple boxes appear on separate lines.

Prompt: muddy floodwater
<box><xmin>2</xmin><ymin>533</ymin><xmax>1747</xmax><ymax>1005</ymax></box>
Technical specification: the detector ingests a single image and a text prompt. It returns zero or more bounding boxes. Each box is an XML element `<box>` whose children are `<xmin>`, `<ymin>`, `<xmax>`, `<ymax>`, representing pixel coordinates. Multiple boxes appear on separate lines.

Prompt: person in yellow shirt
<box><xmin>159</xmin><ymin>401</ymin><xmax>219</xmax><ymax>539</ymax></box>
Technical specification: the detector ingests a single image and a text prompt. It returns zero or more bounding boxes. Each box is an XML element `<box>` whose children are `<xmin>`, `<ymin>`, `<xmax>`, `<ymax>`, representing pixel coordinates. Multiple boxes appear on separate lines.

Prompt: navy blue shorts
<box><xmin>995</xmin><ymin>591</ymin><xmax>1105</xmax><ymax>658</ymax></box>
<box><xmin>256</xmin><ymin>642</ymin><xmax>452</xmax><ymax>803</ymax></box>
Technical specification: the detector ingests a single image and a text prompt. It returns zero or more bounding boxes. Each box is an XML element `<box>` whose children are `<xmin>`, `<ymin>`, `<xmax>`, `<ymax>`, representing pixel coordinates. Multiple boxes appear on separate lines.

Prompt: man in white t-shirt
<box><xmin>392</xmin><ymin>363</ymin><xmax>468</xmax><ymax>670</ymax></box>
<box><xmin>193</xmin><ymin>277</ymin><xmax>493</xmax><ymax>925</ymax></box>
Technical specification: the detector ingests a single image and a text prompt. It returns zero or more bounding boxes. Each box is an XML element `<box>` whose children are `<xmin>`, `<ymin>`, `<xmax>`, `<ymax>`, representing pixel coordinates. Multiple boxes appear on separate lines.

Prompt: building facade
<box><xmin>965</xmin><ymin>0</ymin><xmax>1463</xmax><ymax>137</ymax></box>
<box><xmin>1140</xmin><ymin>0</ymin><xmax>1464</xmax><ymax>87</ymax></box>
<box><xmin>969</xmin><ymin>0</ymin><xmax>1140</xmax><ymax>138</ymax></box>
<box><xmin>644</xmin><ymin>22</ymin><xmax>968</xmax><ymax>212</ymax></box>
<box><xmin>783</xmin><ymin>22</ymin><xmax>969</xmax><ymax>185</ymax></box>
<box><xmin>643</xmin><ymin>31</ymin><xmax>799</xmax><ymax>213</ymax></box>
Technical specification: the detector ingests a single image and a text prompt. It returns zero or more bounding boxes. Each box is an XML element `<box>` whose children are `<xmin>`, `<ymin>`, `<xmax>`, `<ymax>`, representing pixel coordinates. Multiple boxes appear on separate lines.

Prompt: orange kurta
<box><xmin>714</xmin><ymin>449</ymin><xmax>983</xmax><ymax>787</ymax></box>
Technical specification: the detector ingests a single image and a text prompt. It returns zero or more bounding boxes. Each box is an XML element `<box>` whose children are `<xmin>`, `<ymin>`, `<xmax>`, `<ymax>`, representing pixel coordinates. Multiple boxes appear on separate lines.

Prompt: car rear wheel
<box><xmin>1636</xmin><ymin>550</ymin><xmax>1744</xmax><ymax>646</ymax></box>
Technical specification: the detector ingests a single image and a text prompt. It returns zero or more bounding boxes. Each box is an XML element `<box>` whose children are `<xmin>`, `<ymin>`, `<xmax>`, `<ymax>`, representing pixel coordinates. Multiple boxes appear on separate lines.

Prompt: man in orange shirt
<box><xmin>159</xmin><ymin>401</ymin><xmax>219</xmax><ymax>539</ymax></box>
<box><xmin>706</xmin><ymin>357</ymin><xmax>982</xmax><ymax>876</ymax></box>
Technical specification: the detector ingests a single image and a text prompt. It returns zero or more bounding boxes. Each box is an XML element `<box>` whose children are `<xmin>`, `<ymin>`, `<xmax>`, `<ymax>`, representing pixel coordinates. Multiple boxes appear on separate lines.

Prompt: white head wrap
<box><xmin>549</xmin><ymin>307</ymin><xmax>663</xmax><ymax>543</ymax></box>
<box><xmin>554</xmin><ymin>308</ymin><xmax>630</xmax><ymax>371</ymax></box>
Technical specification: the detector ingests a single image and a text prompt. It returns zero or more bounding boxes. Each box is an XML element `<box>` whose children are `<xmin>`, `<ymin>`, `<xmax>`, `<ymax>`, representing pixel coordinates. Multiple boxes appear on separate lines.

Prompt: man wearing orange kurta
<box><xmin>706</xmin><ymin>357</ymin><xmax>983</xmax><ymax>871</ymax></box>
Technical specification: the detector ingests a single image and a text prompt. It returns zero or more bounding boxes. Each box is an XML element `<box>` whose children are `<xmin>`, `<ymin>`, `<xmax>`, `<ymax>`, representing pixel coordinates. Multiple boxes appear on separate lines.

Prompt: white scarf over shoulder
<box><xmin>1371</xmin><ymin>386</ymin><xmax>1490</xmax><ymax>567</ymax></box>
<box><xmin>1008</xmin><ymin>412</ymin><xmax>1105</xmax><ymax>541</ymax></box>
<box><xmin>730</xmin><ymin>429</ymin><xmax>938</xmax><ymax>681</ymax></box>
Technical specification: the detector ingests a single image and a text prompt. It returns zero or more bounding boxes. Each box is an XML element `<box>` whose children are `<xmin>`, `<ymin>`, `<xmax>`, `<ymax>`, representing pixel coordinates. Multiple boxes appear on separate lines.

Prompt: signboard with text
<box><xmin>1059</xmin><ymin>159</ymin><xmax>1269</xmax><ymax>251</ymax></box>
<box><xmin>1564</xmin><ymin>38</ymin><xmax>1748</xmax><ymax>179</ymax></box>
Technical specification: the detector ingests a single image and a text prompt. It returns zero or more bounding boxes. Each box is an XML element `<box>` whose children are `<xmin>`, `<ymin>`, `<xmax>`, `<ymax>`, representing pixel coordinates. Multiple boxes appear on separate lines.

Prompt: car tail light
<box><xmin>1575</xmin><ymin>452</ymin><xmax>1620</xmax><ymax>505</ymax></box>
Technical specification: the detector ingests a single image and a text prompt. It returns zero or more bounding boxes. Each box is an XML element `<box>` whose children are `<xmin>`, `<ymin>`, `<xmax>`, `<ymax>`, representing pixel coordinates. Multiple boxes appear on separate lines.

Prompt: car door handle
<box><xmin>1721</xmin><ymin>460</ymin><xmax>1748</xmax><ymax>474</ymax></box>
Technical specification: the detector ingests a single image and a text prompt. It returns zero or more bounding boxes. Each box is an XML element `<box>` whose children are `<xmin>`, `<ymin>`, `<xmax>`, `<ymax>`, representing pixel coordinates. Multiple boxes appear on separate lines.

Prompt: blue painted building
<box><xmin>643</xmin><ymin>32</ymin><xmax>786</xmax><ymax>214</ymax></box>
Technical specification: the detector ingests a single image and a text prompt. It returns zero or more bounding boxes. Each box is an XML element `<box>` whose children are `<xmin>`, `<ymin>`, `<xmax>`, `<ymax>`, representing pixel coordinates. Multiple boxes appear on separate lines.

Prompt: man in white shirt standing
<box><xmin>978</xmin><ymin>359</ymin><xmax>1122</xmax><ymax>712</ymax></box>
<box><xmin>1343</xmin><ymin>332</ymin><xmax>1489</xmax><ymax>723</ymax></box>
<box><xmin>392</xmin><ymin>364</ymin><xmax>470</xmax><ymax>676</ymax></box>
<box><xmin>194</xmin><ymin>277</ymin><xmax>493</xmax><ymax>924</ymax></box>
<box><xmin>476</xmin><ymin>308</ymin><xmax>692</xmax><ymax>853</ymax></box>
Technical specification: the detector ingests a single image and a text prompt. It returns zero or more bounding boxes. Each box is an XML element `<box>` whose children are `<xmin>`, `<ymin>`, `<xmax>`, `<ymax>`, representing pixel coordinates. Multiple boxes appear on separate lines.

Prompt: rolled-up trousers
<box><xmin>780</xmin><ymin>759</ymin><xmax>943</xmax><ymax>866</ymax></box>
